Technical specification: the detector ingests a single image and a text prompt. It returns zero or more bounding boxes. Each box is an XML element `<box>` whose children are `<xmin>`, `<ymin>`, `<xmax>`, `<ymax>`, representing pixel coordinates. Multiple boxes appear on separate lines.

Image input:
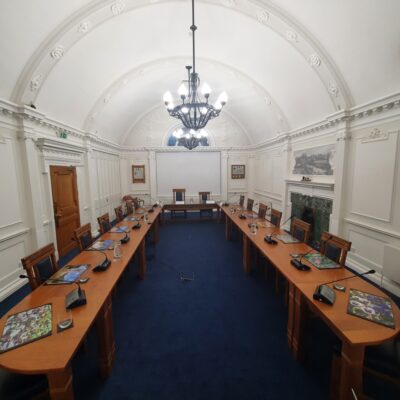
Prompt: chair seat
<box><xmin>0</xmin><ymin>369</ymin><xmax>48</xmax><ymax>400</ymax></box>
<box><xmin>365</xmin><ymin>339</ymin><xmax>400</xmax><ymax>378</ymax></box>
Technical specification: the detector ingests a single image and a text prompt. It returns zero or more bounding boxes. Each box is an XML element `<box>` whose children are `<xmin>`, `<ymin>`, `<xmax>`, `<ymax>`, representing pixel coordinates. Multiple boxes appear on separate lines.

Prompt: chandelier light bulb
<box><xmin>185</xmin><ymin>133</ymin><xmax>190</xmax><ymax>139</ymax></box>
<box><xmin>178</xmin><ymin>83</ymin><xmax>189</xmax><ymax>98</ymax></box>
<box><xmin>163</xmin><ymin>91</ymin><xmax>173</xmax><ymax>104</ymax></box>
<box><xmin>219</xmin><ymin>91</ymin><xmax>228</xmax><ymax>105</ymax></box>
<box><xmin>201</xmin><ymin>82</ymin><xmax>211</xmax><ymax>96</ymax></box>
<box><xmin>200</xmin><ymin>107</ymin><xmax>208</xmax><ymax>115</ymax></box>
<box><xmin>214</xmin><ymin>102</ymin><xmax>222</xmax><ymax>110</ymax></box>
<box><xmin>173</xmin><ymin>130</ymin><xmax>179</xmax><ymax>138</ymax></box>
<box><xmin>167</xmin><ymin>102</ymin><xmax>175</xmax><ymax>110</ymax></box>
<box><xmin>182</xmin><ymin>106</ymin><xmax>189</xmax><ymax>114</ymax></box>
<box><xmin>200</xmin><ymin>129</ymin><xmax>208</xmax><ymax>137</ymax></box>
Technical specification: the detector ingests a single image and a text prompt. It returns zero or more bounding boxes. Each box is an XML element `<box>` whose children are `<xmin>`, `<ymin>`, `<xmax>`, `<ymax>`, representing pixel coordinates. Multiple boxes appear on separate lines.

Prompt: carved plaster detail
<box><xmin>221</xmin><ymin>0</ymin><xmax>237</xmax><ymax>7</ymax></box>
<box><xmin>264</xmin><ymin>96</ymin><xmax>271</xmax><ymax>105</ymax></box>
<box><xmin>336</xmin><ymin>130</ymin><xmax>351</xmax><ymax>142</ymax></box>
<box><xmin>111</xmin><ymin>1</ymin><xmax>126</xmax><ymax>16</ymax></box>
<box><xmin>286</xmin><ymin>30</ymin><xmax>298</xmax><ymax>42</ymax></box>
<box><xmin>50</xmin><ymin>45</ymin><xmax>65</xmax><ymax>59</ymax></box>
<box><xmin>308</xmin><ymin>53</ymin><xmax>321</xmax><ymax>68</ymax></box>
<box><xmin>77</xmin><ymin>21</ymin><xmax>92</xmax><ymax>34</ymax></box>
<box><xmin>256</xmin><ymin>10</ymin><xmax>270</xmax><ymax>23</ymax></box>
<box><xmin>362</xmin><ymin>128</ymin><xmax>389</xmax><ymax>143</ymax></box>
<box><xmin>328</xmin><ymin>82</ymin><xmax>339</xmax><ymax>97</ymax></box>
<box><xmin>30</xmin><ymin>75</ymin><xmax>42</xmax><ymax>92</ymax></box>
<box><xmin>103</xmin><ymin>94</ymin><xmax>111</xmax><ymax>104</ymax></box>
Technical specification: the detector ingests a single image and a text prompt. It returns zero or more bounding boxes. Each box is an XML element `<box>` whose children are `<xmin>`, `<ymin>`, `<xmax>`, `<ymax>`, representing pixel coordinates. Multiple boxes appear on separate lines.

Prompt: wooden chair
<box><xmin>270</xmin><ymin>209</ymin><xmax>282</xmax><ymax>226</ymax></box>
<box><xmin>239</xmin><ymin>195</ymin><xmax>245</xmax><ymax>208</ymax></box>
<box><xmin>320</xmin><ymin>231</ymin><xmax>351</xmax><ymax>265</ymax></box>
<box><xmin>258</xmin><ymin>203</ymin><xmax>268</xmax><ymax>219</ymax></box>
<box><xmin>172</xmin><ymin>188</ymin><xmax>186</xmax><ymax>218</ymax></box>
<box><xmin>73</xmin><ymin>223</ymin><xmax>93</xmax><ymax>251</ymax></box>
<box><xmin>115</xmin><ymin>205</ymin><xmax>124</xmax><ymax>222</ymax></box>
<box><xmin>246</xmin><ymin>198</ymin><xmax>254</xmax><ymax>212</ymax></box>
<box><xmin>21</xmin><ymin>243</ymin><xmax>59</xmax><ymax>290</ymax></box>
<box><xmin>98</xmin><ymin>213</ymin><xmax>112</xmax><ymax>234</ymax></box>
<box><xmin>126</xmin><ymin>201</ymin><xmax>134</xmax><ymax>215</ymax></box>
<box><xmin>291</xmin><ymin>218</ymin><xmax>311</xmax><ymax>243</ymax></box>
<box><xmin>199</xmin><ymin>192</ymin><xmax>212</xmax><ymax>217</ymax></box>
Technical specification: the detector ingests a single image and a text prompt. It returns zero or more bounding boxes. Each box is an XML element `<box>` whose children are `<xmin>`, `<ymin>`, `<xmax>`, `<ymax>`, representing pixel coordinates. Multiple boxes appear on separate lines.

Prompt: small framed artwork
<box><xmin>231</xmin><ymin>164</ymin><xmax>245</xmax><ymax>179</ymax></box>
<box><xmin>132</xmin><ymin>165</ymin><xmax>145</xmax><ymax>183</ymax></box>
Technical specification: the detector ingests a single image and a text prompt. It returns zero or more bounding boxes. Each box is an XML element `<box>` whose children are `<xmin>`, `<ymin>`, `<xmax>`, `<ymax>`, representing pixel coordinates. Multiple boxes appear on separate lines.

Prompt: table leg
<box><xmin>96</xmin><ymin>294</ymin><xmax>116</xmax><ymax>379</ymax></box>
<box><xmin>47</xmin><ymin>364</ymin><xmax>74</xmax><ymax>400</ymax></box>
<box><xmin>287</xmin><ymin>282</ymin><xmax>295</xmax><ymax>349</ymax></box>
<box><xmin>338</xmin><ymin>342</ymin><xmax>364</xmax><ymax>400</ymax></box>
<box><xmin>290</xmin><ymin>287</ymin><xmax>307</xmax><ymax>361</ymax></box>
<box><xmin>138</xmin><ymin>238</ymin><xmax>146</xmax><ymax>279</ymax></box>
<box><xmin>161</xmin><ymin>208</ymin><xmax>165</xmax><ymax>224</ymax></box>
<box><xmin>152</xmin><ymin>214</ymin><xmax>159</xmax><ymax>244</ymax></box>
<box><xmin>242</xmin><ymin>234</ymin><xmax>251</xmax><ymax>274</ymax></box>
<box><xmin>225</xmin><ymin>215</ymin><xmax>232</xmax><ymax>241</ymax></box>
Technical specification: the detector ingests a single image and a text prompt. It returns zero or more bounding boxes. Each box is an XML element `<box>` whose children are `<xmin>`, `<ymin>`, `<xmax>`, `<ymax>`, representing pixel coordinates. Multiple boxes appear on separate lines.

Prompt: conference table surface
<box><xmin>222</xmin><ymin>205</ymin><xmax>400</xmax><ymax>400</ymax></box>
<box><xmin>0</xmin><ymin>207</ymin><xmax>161</xmax><ymax>400</ymax></box>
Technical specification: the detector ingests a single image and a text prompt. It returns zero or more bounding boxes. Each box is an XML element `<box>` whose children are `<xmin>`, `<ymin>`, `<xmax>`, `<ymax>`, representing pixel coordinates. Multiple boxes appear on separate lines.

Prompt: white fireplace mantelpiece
<box><xmin>285</xmin><ymin>179</ymin><xmax>334</xmax><ymax>193</ymax></box>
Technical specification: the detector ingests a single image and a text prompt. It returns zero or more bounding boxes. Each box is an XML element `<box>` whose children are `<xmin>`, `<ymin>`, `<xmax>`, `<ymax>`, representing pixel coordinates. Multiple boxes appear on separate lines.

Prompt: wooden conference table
<box><xmin>161</xmin><ymin>202</ymin><xmax>221</xmax><ymax>222</ymax></box>
<box><xmin>222</xmin><ymin>205</ymin><xmax>400</xmax><ymax>400</ymax></box>
<box><xmin>0</xmin><ymin>207</ymin><xmax>161</xmax><ymax>400</ymax></box>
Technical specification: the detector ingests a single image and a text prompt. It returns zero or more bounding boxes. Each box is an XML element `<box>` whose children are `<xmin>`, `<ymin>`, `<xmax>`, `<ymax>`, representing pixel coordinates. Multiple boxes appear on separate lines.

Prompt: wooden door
<box><xmin>50</xmin><ymin>166</ymin><xmax>80</xmax><ymax>257</ymax></box>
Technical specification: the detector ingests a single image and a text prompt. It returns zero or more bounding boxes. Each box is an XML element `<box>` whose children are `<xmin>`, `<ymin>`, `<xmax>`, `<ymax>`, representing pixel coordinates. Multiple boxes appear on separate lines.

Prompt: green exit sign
<box><xmin>57</xmin><ymin>130</ymin><xmax>68</xmax><ymax>139</ymax></box>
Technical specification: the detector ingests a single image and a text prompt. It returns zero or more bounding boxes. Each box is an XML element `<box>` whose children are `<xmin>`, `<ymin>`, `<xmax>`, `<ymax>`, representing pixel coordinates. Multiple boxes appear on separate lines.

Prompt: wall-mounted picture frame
<box><xmin>231</xmin><ymin>164</ymin><xmax>245</xmax><ymax>179</ymax></box>
<box><xmin>132</xmin><ymin>165</ymin><xmax>145</xmax><ymax>183</ymax></box>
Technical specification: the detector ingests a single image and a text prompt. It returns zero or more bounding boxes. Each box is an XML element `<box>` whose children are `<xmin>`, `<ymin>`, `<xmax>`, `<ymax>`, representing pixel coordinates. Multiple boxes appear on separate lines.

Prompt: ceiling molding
<box><xmin>10</xmin><ymin>0</ymin><xmax>352</xmax><ymax>112</ymax></box>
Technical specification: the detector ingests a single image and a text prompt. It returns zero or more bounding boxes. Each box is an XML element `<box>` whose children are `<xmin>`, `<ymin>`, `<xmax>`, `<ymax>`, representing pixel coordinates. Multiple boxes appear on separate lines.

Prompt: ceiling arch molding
<box><xmin>83</xmin><ymin>56</ymin><xmax>290</xmax><ymax>135</ymax></box>
<box><xmin>11</xmin><ymin>0</ymin><xmax>352</xmax><ymax>113</ymax></box>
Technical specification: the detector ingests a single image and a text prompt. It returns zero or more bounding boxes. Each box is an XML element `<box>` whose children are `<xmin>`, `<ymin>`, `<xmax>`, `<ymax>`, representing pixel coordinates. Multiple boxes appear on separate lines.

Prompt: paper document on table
<box><xmin>175</xmin><ymin>201</ymin><xmax>185</xmax><ymax>205</ymax></box>
<box><xmin>206</xmin><ymin>200</ymin><xmax>215</xmax><ymax>204</ymax></box>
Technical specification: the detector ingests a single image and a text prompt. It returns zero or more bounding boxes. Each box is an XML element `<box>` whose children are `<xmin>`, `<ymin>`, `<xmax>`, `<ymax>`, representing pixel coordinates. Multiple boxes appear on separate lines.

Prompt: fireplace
<box><xmin>290</xmin><ymin>192</ymin><xmax>332</xmax><ymax>247</ymax></box>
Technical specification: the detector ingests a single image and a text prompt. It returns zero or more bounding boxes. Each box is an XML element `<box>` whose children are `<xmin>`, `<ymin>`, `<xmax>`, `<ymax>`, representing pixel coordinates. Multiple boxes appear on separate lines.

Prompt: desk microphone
<box><xmin>265</xmin><ymin>214</ymin><xmax>294</xmax><ymax>244</ymax></box>
<box><xmin>84</xmin><ymin>249</ymin><xmax>111</xmax><ymax>271</ymax></box>
<box><xmin>291</xmin><ymin>235</ymin><xmax>333</xmax><ymax>271</ymax></box>
<box><xmin>108</xmin><ymin>231</ymin><xmax>130</xmax><ymax>244</ymax></box>
<box><xmin>313</xmin><ymin>269</ymin><xmax>375</xmax><ymax>305</ymax></box>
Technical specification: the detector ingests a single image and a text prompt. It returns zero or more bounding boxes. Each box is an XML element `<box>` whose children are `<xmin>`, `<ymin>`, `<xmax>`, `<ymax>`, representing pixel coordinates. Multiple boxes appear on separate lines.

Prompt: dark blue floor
<box><xmin>1</xmin><ymin>220</ymin><xmax>397</xmax><ymax>399</ymax></box>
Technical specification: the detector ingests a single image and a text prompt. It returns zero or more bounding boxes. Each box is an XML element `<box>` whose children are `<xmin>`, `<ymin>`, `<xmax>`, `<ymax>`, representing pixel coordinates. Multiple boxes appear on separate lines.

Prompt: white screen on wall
<box><xmin>156</xmin><ymin>152</ymin><xmax>221</xmax><ymax>196</ymax></box>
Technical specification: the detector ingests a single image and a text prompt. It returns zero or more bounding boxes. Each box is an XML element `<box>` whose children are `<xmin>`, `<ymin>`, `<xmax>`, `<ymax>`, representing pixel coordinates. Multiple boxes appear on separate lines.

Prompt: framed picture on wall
<box><xmin>231</xmin><ymin>165</ymin><xmax>245</xmax><ymax>179</ymax></box>
<box><xmin>132</xmin><ymin>165</ymin><xmax>145</xmax><ymax>183</ymax></box>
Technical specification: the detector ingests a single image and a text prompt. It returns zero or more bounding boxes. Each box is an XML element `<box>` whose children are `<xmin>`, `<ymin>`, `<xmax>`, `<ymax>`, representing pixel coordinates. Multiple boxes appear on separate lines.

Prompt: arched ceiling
<box><xmin>0</xmin><ymin>0</ymin><xmax>399</xmax><ymax>146</ymax></box>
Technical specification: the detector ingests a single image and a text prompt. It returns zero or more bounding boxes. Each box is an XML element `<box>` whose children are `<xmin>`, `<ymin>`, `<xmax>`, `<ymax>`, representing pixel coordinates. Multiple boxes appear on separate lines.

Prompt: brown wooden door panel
<box><xmin>50</xmin><ymin>166</ymin><xmax>80</xmax><ymax>257</ymax></box>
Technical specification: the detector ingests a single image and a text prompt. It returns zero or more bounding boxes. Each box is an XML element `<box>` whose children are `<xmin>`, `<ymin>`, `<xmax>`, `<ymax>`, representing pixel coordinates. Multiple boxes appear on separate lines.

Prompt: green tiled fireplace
<box><xmin>290</xmin><ymin>192</ymin><xmax>332</xmax><ymax>246</ymax></box>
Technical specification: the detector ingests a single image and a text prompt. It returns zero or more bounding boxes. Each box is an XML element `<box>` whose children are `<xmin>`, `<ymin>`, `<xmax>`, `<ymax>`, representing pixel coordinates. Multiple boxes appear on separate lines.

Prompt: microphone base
<box><xmin>290</xmin><ymin>259</ymin><xmax>311</xmax><ymax>271</ymax></box>
<box><xmin>66</xmin><ymin>288</ymin><xmax>87</xmax><ymax>309</ymax></box>
<box><xmin>313</xmin><ymin>284</ymin><xmax>336</xmax><ymax>305</ymax></box>
<box><xmin>121</xmin><ymin>236</ymin><xmax>130</xmax><ymax>244</ymax></box>
<box><xmin>93</xmin><ymin>259</ymin><xmax>111</xmax><ymax>272</ymax></box>
<box><xmin>264</xmin><ymin>236</ymin><xmax>278</xmax><ymax>245</ymax></box>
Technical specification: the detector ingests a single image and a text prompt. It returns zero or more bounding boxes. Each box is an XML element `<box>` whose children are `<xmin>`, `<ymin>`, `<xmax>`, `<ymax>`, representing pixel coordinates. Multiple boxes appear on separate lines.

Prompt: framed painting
<box><xmin>231</xmin><ymin>165</ymin><xmax>245</xmax><ymax>179</ymax></box>
<box><xmin>132</xmin><ymin>165</ymin><xmax>145</xmax><ymax>183</ymax></box>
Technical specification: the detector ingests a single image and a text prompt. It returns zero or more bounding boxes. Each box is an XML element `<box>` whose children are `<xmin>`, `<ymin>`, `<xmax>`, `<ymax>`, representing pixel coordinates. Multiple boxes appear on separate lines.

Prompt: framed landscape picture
<box><xmin>231</xmin><ymin>165</ymin><xmax>245</xmax><ymax>179</ymax></box>
<box><xmin>132</xmin><ymin>165</ymin><xmax>145</xmax><ymax>183</ymax></box>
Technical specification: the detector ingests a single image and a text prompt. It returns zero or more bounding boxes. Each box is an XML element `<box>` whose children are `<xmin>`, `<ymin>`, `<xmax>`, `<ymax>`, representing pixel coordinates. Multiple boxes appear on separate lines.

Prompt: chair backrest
<box><xmin>199</xmin><ymin>192</ymin><xmax>210</xmax><ymax>203</ymax></box>
<box><xmin>239</xmin><ymin>195</ymin><xmax>245</xmax><ymax>207</ymax></box>
<box><xmin>291</xmin><ymin>218</ymin><xmax>311</xmax><ymax>243</ymax></box>
<box><xmin>98</xmin><ymin>213</ymin><xmax>111</xmax><ymax>234</ymax></box>
<box><xmin>126</xmin><ymin>201</ymin><xmax>134</xmax><ymax>215</ymax></box>
<box><xmin>246</xmin><ymin>198</ymin><xmax>254</xmax><ymax>212</ymax></box>
<box><xmin>115</xmin><ymin>206</ymin><xmax>123</xmax><ymax>222</ymax></box>
<box><xmin>258</xmin><ymin>203</ymin><xmax>268</xmax><ymax>219</ymax></box>
<box><xmin>173</xmin><ymin>188</ymin><xmax>186</xmax><ymax>203</ymax></box>
<box><xmin>320</xmin><ymin>231</ymin><xmax>351</xmax><ymax>265</ymax></box>
<box><xmin>270</xmin><ymin>209</ymin><xmax>282</xmax><ymax>227</ymax></box>
<box><xmin>21</xmin><ymin>243</ymin><xmax>59</xmax><ymax>290</ymax></box>
<box><xmin>73</xmin><ymin>223</ymin><xmax>93</xmax><ymax>251</ymax></box>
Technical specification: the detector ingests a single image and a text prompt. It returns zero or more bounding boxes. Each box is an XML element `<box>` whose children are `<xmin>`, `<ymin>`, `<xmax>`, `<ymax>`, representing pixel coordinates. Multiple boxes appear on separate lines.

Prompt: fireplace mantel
<box><xmin>285</xmin><ymin>179</ymin><xmax>334</xmax><ymax>191</ymax></box>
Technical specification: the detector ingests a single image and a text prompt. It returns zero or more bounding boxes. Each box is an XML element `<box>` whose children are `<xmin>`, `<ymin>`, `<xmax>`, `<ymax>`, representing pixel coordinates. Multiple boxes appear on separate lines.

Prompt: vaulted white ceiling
<box><xmin>0</xmin><ymin>0</ymin><xmax>399</xmax><ymax>145</ymax></box>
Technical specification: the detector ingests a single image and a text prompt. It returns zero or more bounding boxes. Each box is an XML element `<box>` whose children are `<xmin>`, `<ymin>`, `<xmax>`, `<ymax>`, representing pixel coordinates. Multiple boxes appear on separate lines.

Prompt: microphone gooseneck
<box><xmin>84</xmin><ymin>248</ymin><xmax>111</xmax><ymax>271</ymax></box>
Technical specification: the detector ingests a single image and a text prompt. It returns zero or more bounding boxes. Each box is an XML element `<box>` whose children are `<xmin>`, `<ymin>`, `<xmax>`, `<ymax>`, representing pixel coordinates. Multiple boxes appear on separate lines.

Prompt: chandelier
<box><xmin>163</xmin><ymin>0</ymin><xmax>227</xmax><ymax>141</ymax></box>
<box><xmin>172</xmin><ymin>127</ymin><xmax>209</xmax><ymax>150</ymax></box>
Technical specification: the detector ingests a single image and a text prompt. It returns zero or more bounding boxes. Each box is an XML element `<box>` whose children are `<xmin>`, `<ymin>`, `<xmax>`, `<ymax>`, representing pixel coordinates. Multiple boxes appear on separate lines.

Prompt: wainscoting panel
<box><xmin>0</xmin><ymin>137</ymin><xmax>22</xmax><ymax>229</ymax></box>
<box><xmin>350</xmin><ymin>131</ymin><xmax>398</xmax><ymax>222</ymax></box>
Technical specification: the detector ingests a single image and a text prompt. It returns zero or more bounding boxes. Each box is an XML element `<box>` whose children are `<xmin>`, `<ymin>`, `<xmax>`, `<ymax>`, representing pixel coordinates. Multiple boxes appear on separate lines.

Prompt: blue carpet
<box><xmin>72</xmin><ymin>221</ymin><xmax>328</xmax><ymax>399</ymax></box>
